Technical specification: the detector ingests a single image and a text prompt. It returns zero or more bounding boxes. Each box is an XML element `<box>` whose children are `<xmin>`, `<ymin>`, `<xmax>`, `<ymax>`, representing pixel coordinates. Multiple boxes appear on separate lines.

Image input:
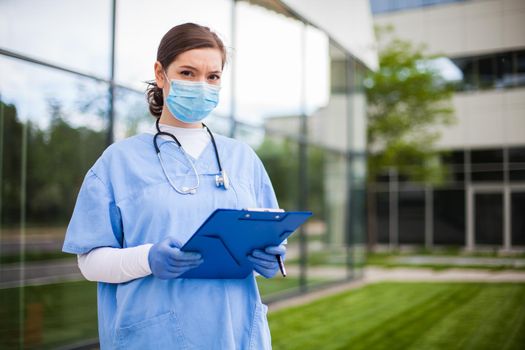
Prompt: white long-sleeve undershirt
<box><xmin>77</xmin><ymin>244</ymin><xmax>153</xmax><ymax>283</ymax></box>
<box><xmin>77</xmin><ymin>121</ymin><xmax>210</xmax><ymax>283</ymax></box>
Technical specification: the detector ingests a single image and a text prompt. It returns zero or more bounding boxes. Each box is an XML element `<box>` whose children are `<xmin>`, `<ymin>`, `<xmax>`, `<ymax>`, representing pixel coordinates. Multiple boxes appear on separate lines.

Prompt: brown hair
<box><xmin>146</xmin><ymin>23</ymin><xmax>227</xmax><ymax>117</ymax></box>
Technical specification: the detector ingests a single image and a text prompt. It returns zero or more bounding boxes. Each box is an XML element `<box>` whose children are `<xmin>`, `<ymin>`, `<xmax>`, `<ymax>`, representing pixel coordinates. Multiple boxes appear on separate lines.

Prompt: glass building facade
<box><xmin>0</xmin><ymin>0</ymin><xmax>369</xmax><ymax>348</ymax></box>
<box><xmin>368</xmin><ymin>0</ymin><xmax>525</xmax><ymax>252</ymax></box>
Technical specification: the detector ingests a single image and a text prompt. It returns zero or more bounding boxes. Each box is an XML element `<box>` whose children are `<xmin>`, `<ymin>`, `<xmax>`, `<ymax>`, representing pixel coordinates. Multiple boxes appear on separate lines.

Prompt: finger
<box><xmin>166</xmin><ymin>236</ymin><xmax>183</xmax><ymax>249</ymax></box>
<box><xmin>166</xmin><ymin>260</ymin><xmax>203</xmax><ymax>273</ymax></box>
<box><xmin>170</xmin><ymin>249</ymin><xmax>202</xmax><ymax>261</ymax></box>
<box><xmin>251</xmin><ymin>250</ymin><xmax>278</xmax><ymax>263</ymax></box>
<box><xmin>167</xmin><ymin>258</ymin><xmax>204</xmax><ymax>268</ymax></box>
<box><xmin>265</xmin><ymin>245</ymin><xmax>286</xmax><ymax>256</ymax></box>
<box><xmin>247</xmin><ymin>256</ymin><xmax>277</xmax><ymax>270</ymax></box>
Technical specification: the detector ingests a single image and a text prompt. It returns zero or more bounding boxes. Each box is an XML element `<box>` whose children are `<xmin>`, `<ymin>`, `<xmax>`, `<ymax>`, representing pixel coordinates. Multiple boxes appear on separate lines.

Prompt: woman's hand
<box><xmin>148</xmin><ymin>237</ymin><xmax>203</xmax><ymax>279</ymax></box>
<box><xmin>247</xmin><ymin>244</ymin><xmax>286</xmax><ymax>278</ymax></box>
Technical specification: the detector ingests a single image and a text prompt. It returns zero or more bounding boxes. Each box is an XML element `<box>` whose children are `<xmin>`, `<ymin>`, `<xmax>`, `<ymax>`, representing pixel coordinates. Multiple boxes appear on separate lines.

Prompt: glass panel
<box><xmin>307</xmin><ymin>43</ymin><xmax>350</xmax><ymax>152</ymax></box>
<box><xmin>0</xmin><ymin>0</ymin><xmax>111</xmax><ymax>78</ymax></box>
<box><xmin>441</xmin><ymin>150</ymin><xmax>465</xmax><ymax>183</ymax></box>
<box><xmin>511</xmin><ymin>192</ymin><xmax>525</xmax><ymax>246</ymax></box>
<box><xmin>509</xmin><ymin>146</ymin><xmax>525</xmax><ymax>182</ymax></box>
<box><xmin>114</xmin><ymin>88</ymin><xmax>152</xmax><ymax>141</ymax></box>
<box><xmin>474</xmin><ymin>192</ymin><xmax>503</xmax><ymax>246</ymax></box>
<box><xmin>451</xmin><ymin>57</ymin><xmax>477</xmax><ymax>91</ymax></box>
<box><xmin>495</xmin><ymin>52</ymin><xmax>514</xmax><ymax>89</ymax></box>
<box><xmin>478</xmin><ymin>56</ymin><xmax>496</xmax><ymax>89</ymax></box>
<box><xmin>376</xmin><ymin>192</ymin><xmax>390</xmax><ymax>244</ymax></box>
<box><xmin>398</xmin><ymin>190</ymin><xmax>425</xmax><ymax>244</ymax></box>
<box><xmin>433</xmin><ymin>189</ymin><xmax>465</xmax><ymax>245</ymax></box>
<box><xmin>306</xmin><ymin>149</ymin><xmax>348</xmax><ymax>285</ymax></box>
<box><xmin>516</xmin><ymin>50</ymin><xmax>525</xmax><ymax>87</ymax></box>
<box><xmin>349</xmin><ymin>154</ymin><xmax>367</xmax><ymax>277</ymax></box>
<box><xmin>305</xmin><ymin>26</ymin><xmax>330</xmax><ymax>117</ymax></box>
<box><xmin>236</xmin><ymin>1</ymin><xmax>302</xmax><ymax>129</ymax></box>
<box><xmin>116</xmin><ymin>0</ymin><xmax>233</xmax><ymax>118</ymax></box>
<box><xmin>242</xmin><ymin>126</ymin><xmax>301</xmax><ymax>298</ymax></box>
<box><xmin>471</xmin><ymin>148</ymin><xmax>504</xmax><ymax>182</ymax></box>
<box><xmin>348</xmin><ymin>61</ymin><xmax>368</xmax><ymax>153</ymax></box>
<box><xmin>0</xmin><ymin>57</ymin><xmax>107</xmax><ymax>348</ymax></box>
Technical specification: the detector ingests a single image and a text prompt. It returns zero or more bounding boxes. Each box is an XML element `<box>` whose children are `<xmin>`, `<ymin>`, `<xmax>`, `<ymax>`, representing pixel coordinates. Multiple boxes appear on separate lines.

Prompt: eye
<box><xmin>180</xmin><ymin>70</ymin><xmax>193</xmax><ymax>77</ymax></box>
<box><xmin>208</xmin><ymin>74</ymin><xmax>221</xmax><ymax>81</ymax></box>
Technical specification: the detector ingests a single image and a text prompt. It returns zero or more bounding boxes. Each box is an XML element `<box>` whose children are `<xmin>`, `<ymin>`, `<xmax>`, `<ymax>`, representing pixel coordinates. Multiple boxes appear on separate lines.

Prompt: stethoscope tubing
<box><xmin>153</xmin><ymin>118</ymin><xmax>226</xmax><ymax>194</ymax></box>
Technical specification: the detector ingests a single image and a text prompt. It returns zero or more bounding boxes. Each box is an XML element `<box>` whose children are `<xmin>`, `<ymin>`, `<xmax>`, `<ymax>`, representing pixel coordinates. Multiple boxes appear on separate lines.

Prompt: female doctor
<box><xmin>62</xmin><ymin>23</ymin><xmax>285</xmax><ymax>349</ymax></box>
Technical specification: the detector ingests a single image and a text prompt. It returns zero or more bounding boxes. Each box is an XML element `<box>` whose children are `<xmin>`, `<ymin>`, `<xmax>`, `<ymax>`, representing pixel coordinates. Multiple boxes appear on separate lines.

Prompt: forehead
<box><xmin>171</xmin><ymin>47</ymin><xmax>223</xmax><ymax>71</ymax></box>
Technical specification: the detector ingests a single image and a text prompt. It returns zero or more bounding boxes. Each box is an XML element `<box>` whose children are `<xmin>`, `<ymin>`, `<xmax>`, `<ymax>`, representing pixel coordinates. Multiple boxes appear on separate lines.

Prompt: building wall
<box><xmin>374</xmin><ymin>0</ymin><xmax>525</xmax><ymax>150</ymax></box>
<box><xmin>373</xmin><ymin>0</ymin><xmax>525</xmax><ymax>57</ymax></box>
<box><xmin>436</xmin><ymin>88</ymin><xmax>525</xmax><ymax>149</ymax></box>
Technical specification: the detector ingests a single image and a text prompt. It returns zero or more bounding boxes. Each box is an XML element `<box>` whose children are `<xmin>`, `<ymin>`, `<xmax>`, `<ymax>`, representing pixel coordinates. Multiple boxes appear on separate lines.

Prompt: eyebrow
<box><xmin>178</xmin><ymin>65</ymin><xmax>222</xmax><ymax>74</ymax></box>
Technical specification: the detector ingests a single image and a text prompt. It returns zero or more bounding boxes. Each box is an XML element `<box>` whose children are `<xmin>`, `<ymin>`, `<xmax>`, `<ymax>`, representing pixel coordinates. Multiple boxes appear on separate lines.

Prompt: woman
<box><xmin>62</xmin><ymin>23</ymin><xmax>285</xmax><ymax>349</ymax></box>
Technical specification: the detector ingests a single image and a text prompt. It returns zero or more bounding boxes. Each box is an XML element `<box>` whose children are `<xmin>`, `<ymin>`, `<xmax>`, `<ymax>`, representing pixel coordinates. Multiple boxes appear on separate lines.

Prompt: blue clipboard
<box><xmin>179</xmin><ymin>208</ymin><xmax>312</xmax><ymax>279</ymax></box>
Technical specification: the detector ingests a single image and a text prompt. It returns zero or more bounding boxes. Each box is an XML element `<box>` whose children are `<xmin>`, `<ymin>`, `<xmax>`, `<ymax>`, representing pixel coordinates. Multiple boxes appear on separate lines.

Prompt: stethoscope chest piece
<box><xmin>216</xmin><ymin>170</ymin><xmax>230</xmax><ymax>190</ymax></box>
<box><xmin>154</xmin><ymin>118</ymin><xmax>229</xmax><ymax>195</ymax></box>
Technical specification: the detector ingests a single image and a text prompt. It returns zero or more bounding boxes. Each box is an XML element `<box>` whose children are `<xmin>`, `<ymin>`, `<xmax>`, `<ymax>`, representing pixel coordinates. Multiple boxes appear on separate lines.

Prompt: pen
<box><xmin>276</xmin><ymin>255</ymin><xmax>287</xmax><ymax>277</ymax></box>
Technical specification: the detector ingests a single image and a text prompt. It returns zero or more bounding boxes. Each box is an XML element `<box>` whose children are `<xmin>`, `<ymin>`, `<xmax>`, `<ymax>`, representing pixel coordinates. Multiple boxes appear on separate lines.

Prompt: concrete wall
<box><xmin>436</xmin><ymin>88</ymin><xmax>525</xmax><ymax>149</ymax></box>
<box><xmin>373</xmin><ymin>0</ymin><xmax>525</xmax><ymax>57</ymax></box>
<box><xmin>374</xmin><ymin>0</ymin><xmax>525</xmax><ymax>151</ymax></box>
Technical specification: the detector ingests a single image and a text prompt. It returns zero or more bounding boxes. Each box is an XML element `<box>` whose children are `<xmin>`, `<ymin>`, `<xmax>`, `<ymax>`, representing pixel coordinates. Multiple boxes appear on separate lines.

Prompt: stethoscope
<box><xmin>153</xmin><ymin>118</ymin><xmax>230</xmax><ymax>195</ymax></box>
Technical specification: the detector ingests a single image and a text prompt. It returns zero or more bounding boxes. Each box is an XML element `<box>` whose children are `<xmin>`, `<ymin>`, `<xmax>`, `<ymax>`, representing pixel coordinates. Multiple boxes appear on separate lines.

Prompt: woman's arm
<box><xmin>77</xmin><ymin>244</ymin><xmax>153</xmax><ymax>283</ymax></box>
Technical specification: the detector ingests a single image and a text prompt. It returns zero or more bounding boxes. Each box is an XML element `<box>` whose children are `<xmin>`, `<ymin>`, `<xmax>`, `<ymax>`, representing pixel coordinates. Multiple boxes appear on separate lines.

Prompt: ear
<box><xmin>154</xmin><ymin>61</ymin><xmax>166</xmax><ymax>89</ymax></box>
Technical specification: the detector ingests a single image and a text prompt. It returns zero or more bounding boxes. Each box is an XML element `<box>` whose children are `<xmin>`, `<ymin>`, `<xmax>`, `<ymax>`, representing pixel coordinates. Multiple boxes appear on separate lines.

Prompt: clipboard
<box><xmin>179</xmin><ymin>208</ymin><xmax>312</xmax><ymax>279</ymax></box>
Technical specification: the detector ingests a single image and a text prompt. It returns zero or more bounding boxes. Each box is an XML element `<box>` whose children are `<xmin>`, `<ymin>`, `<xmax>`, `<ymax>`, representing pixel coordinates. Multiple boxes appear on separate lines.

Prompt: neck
<box><xmin>158</xmin><ymin>107</ymin><xmax>203</xmax><ymax>129</ymax></box>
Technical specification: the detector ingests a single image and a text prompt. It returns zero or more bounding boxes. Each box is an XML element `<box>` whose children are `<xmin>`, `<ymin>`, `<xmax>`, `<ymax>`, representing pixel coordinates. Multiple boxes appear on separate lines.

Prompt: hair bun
<box><xmin>146</xmin><ymin>81</ymin><xmax>164</xmax><ymax>117</ymax></box>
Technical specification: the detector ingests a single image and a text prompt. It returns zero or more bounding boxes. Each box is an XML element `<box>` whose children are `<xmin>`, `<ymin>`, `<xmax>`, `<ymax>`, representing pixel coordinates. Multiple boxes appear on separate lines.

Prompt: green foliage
<box><xmin>0</xmin><ymin>281</ymin><xmax>98</xmax><ymax>349</ymax></box>
<box><xmin>366</xmin><ymin>27</ymin><xmax>456</xmax><ymax>185</ymax></box>
<box><xmin>256</xmin><ymin>137</ymin><xmax>325</xmax><ymax>218</ymax></box>
<box><xmin>0</xmin><ymin>100</ymin><xmax>106</xmax><ymax>226</ymax></box>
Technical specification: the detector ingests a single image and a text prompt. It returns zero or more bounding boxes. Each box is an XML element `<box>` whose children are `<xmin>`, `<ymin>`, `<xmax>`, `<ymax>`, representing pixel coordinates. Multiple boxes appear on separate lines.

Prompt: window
<box><xmin>450</xmin><ymin>50</ymin><xmax>525</xmax><ymax>92</ymax></box>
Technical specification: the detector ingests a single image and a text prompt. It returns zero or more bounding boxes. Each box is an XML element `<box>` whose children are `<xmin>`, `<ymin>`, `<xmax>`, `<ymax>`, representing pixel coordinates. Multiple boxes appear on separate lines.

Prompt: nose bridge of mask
<box><xmin>163</xmin><ymin>71</ymin><xmax>220</xmax><ymax>96</ymax></box>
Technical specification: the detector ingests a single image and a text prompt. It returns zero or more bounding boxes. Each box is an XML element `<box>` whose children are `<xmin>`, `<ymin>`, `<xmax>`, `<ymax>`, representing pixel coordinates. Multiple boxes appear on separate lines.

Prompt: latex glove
<box><xmin>148</xmin><ymin>237</ymin><xmax>203</xmax><ymax>279</ymax></box>
<box><xmin>247</xmin><ymin>244</ymin><xmax>286</xmax><ymax>278</ymax></box>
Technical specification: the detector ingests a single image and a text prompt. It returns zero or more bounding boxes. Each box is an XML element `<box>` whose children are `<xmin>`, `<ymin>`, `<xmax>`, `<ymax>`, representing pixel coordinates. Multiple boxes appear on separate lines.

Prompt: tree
<box><xmin>365</xmin><ymin>27</ymin><xmax>456</xmax><ymax>250</ymax></box>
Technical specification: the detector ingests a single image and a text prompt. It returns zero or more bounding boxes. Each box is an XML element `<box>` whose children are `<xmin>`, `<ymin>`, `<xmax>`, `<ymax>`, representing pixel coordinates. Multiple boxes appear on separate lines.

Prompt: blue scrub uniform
<box><xmin>62</xmin><ymin>132</ymin><xmax>278</xmax><ymax>349</ymax></box>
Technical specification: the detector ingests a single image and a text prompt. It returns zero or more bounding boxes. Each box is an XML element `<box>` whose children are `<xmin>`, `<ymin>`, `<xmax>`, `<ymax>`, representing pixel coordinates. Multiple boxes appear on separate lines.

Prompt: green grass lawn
<box><xmin>269</xmin><ymin>282</ymin><xmax>525</xmax><ymax>350</ymax></box>
<box><xmin>3</xmin><ymin>281</ymin><xmax>524</xmax><ymax>349</ymax></box>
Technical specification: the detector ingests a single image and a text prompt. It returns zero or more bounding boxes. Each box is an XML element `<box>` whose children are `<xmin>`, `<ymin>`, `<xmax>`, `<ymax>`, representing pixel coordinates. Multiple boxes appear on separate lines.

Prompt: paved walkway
<box><xmin>269</xmin><ymin>266</ymin><xmax>525</xmax><ymax>312</ymax></box>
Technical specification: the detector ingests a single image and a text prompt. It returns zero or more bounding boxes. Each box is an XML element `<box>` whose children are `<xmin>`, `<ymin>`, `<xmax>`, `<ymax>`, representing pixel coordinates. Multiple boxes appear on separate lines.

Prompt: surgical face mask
<box><xmin>164</xmin><ymin>72</ymin><xmax>221</xmax><ymax>123</ymax></box>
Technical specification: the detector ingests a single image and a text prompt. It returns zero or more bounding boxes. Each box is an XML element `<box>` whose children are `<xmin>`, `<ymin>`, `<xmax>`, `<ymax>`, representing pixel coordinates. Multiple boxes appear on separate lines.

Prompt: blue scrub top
<box><xmin>62</xmin><ymin>132</ymin><xmax>278</xmax><ymax>349</ymax></box>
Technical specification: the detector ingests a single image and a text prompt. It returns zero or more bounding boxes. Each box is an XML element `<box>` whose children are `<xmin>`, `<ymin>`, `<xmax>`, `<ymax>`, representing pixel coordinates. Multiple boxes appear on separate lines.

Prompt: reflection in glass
<box><xmin>250</xmin><ymin>128</ymin><xmax>302</xmax><ymax>297</ymax></box>
<box><xmin>376</xmin><ymin>192</ymin><xmax>390</xmax><ymax>244</ymax></box>
<box><xmin>509</xmin><ymin>147</ymin><xmax>525</xmax><ymax>181</ymax></box>
<box><xmin>398</xmin><ymin>190</ymin><xmax>425</xmax><ymax>244</ymax></box>
<box><xmin>511</xmin><ymin>192</ymin><xmax>525</xmax><ymax>246</ymax></box>
<box><xmin>478</xmin><ymin>56</ymin><xmax>496</xmax><ymax>90</ymax></box>
<box><xmin>433</xmin><ymin>189</ymin><xmax>465</xmax><ymax>245</ymax></box>
<box><xmin>236</xmin><ymin>1</ymin><xmax>302</xmax><ymax>126</ymax></box>
<box><xmin>0</xmin><ymin>0</ymin><xmax>111</xmax><ymax>78</ymax></box>
<box><xmin>474</xmin><ymin>192</ymin><xmax>503</xmax><ymax>246</ymax></box>
<box><xmin>517</xmin><ymin>50</ymin><xmax>525</xmax><ymax>86</ymax></box>
<box><xmin>471</xmin><ymin>149</ymin><xmax>504</xmax><ymax>182</ymax></box>
<box><xmin>451</xmin><ymin>57</ymin><xmax>477</xmax><ymax>91</ymax></box>
<box><xmin>0</xmin><ymin>58</ymin><xmax>106</xmax><ymax>348</ymax></box>
<box><xmin>495</xmin><ymin>52</ymin><xmax>514</xmax><ymax>89</ymax></box>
